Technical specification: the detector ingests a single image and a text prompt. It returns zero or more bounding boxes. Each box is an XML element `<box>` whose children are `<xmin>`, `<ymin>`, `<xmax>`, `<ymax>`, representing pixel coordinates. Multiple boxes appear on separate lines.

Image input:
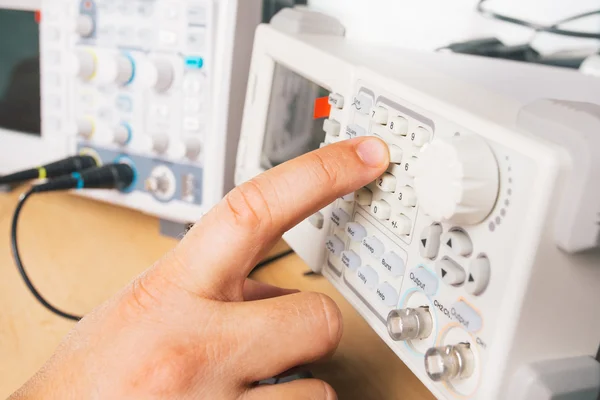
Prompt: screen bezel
<box><xmin>0</xmin><ymin>0</ymin><xmax>60</xmax><ymax>174</ymax></box>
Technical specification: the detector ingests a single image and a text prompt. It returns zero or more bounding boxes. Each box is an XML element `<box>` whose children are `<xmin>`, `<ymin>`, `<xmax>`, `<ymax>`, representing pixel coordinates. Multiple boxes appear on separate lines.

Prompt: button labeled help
<box><xmin>409</xmin><ymin>267</ymin><xmax>439</xmax><ymax>296</ymax></box>
<box><xmin>451</xmin><ymin>300</ymin><xmax>483</xmax><ymax>332</ymax></box>
<box><xmin>376</xmin><ymin>282</ymin><xmax>399</xmax><ymax>307</ymax></box>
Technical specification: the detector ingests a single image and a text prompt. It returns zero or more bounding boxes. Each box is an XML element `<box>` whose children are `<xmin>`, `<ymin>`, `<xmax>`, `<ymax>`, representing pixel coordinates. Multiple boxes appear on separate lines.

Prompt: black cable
<box><xmin>11</xmin><ymin>188</ymin><xmax>83</xmax><ymax>321</ymax></box>
<box><xmin>10</xmin><ymin>163</ymin><xmax>136</xmax><ymax>322</ymax></box>
<box><xmin>477</xmin><ymin>0</ymin><xmax>600</xmax><ymax>39</ymax></box>
<box><xmin>252</xmin><ymin>249</ymin><xmax>295</xmax><ymax>273</ymax></box>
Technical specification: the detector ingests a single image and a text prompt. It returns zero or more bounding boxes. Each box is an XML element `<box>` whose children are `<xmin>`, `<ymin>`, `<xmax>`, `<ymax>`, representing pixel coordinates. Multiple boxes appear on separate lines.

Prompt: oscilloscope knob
<box><xmin>414</xmin><ymin>135</ymin><xmax>499</xmax><ymax>225</ymax></box>
<box><xmin>152</xmin><ymin>134</ymin><xmax>170</xmax><ymax>154</ymax></box>
<box><xmin>95</xmin><ymin>53</ymin><xmax>135</xmax><ymax>86</ymax></box>
<box><xmin>74</xmin><ymin>50</ymin><xmax>97</xmax><ymax>81</ymax></box>
<box><xmin>148</xmin><ymin>58</ymin><xmax>175</xmax><ymax>92</ymax></box>
<box><xmin>76</xmin><ymin>14</ymin><xmax>95</xmax><ymax>38</ymax></box>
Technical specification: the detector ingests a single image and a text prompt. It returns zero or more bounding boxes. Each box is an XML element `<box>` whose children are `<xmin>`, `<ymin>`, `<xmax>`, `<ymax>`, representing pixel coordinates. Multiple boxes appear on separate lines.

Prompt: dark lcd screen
<box><xmin>0</xmin><ymin>9</ymin><xmax>41</xmax><ymax>135</ymax></box>
<box><xmin>261</xmin><ymin>63</ymin><xmax>329</xmax><ymax>169</ymax></box>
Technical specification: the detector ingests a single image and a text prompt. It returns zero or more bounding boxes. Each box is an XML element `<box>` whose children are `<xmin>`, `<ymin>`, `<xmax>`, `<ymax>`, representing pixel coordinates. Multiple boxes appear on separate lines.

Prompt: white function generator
<box><xmin>36</xmin><ymin>0</ymin><xmax>261</xmax><ymax>223</ymax></box>
<box><xmin>236</xmin><ymin>10</ymin><xmax>600</xmax><ymax>400</ymax></box>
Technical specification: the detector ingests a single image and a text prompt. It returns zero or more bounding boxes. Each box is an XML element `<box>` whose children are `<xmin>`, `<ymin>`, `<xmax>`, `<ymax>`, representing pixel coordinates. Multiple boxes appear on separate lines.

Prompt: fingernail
<box><xmin>356</xmin><ymin>137</ymin><xmax>389</xmax><ymax>168</ymax></box>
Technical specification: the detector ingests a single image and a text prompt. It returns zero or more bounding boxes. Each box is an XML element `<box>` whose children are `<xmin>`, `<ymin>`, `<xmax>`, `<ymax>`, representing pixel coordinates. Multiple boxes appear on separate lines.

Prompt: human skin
<box><xmin>10</xmin><ymin>136</ymin><xmax>390</xmax><ymax>400</ymax></box>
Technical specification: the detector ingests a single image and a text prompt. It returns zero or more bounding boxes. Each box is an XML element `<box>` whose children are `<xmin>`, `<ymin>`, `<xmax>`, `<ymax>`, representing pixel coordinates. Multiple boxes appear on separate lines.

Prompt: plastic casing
<box><xmin>236</xmin><ymin>24</ymin><xmax>600</xmax><ymax>399</ymax></box>
<box><xmin>2</xmin><ymin>0</ymin><xmax>261</xmax><ymax>224</ymax></box>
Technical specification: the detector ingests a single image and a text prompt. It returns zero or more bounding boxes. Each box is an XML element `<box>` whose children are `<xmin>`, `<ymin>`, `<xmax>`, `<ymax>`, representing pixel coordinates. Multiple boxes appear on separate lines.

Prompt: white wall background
<box><xmin>307</xmin><ymin>0</ymin><xmax>600</xmax><ymax>54</ymax></box>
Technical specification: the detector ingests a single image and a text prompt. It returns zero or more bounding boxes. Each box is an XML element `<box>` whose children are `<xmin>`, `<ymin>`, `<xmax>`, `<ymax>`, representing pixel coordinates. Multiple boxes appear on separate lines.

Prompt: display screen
<box><xmin>0</xmin><ymin>9</ymin><xmax>40</xmax><ymax>136</ymax></box>
<box><xmin>261</xmin><ymin>63</ymin><xmax>329</xmax><ymax>169</ymax></box>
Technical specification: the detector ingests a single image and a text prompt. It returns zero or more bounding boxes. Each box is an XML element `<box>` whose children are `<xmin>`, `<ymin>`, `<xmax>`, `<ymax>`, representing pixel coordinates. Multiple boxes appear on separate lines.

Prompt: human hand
<box><xmin>10</xmin><ymin>137</ymin><xmax>390</xmax><ymax>400</ymax></box>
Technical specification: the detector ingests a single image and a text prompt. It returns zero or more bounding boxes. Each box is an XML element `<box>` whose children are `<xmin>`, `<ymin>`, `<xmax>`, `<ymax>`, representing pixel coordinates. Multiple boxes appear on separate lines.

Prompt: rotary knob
<box><xmin>76</xmin><ymin>118</ymin><xmax>95</xmax><ymax>139</ymax></box>
<box><xmin>148</xmin><ymin>58</ymin><xmax>175</xmax><ymax>92</ymax></box>
<box><xmin>414</xmin><ymin>135</ymin><xmax>499</xmax><ymax>225</ymax></box>
<box><xmin>184</xmin><ymin>138</ymin><xmax>202</xmax><ymax>160</ymax></box>
<box><xmin>76</xmin><ymin>14</ymin><xmax>95</xmax><ymax>38</ymax></box>
<box><xmin>95</xmin><ymin>53</ymin><xmax>135</xmax><ymax>86</ymax></box>
<box><xmin>74</xmin><ymin>50</ymin><xmax>97</xmax><ymax>81</ymax></box>
<box><xmin>113</xmin><ymin>123</ymin><xmax>132</xmax><ymax>146</ymax></box>
<box><xmin>152</xmin><ymin>134</ymin><xmax>170</xmax><ymax>154</ymax></box>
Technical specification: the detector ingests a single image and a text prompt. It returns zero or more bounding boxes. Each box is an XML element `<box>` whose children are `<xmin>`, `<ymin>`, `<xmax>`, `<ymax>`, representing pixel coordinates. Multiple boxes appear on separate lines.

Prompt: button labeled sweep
<box><xmin>362</xmin><ymin>236</ymin><xmax>385</xmax><ymax>258</ymax></box>
<box><xmin>436</xmin><ymin>258</ymin><xmax>466</xmax><ymax>286</ymax></box>
<box><xmin>346</xmin><ymin>222</ymin><xmax>367</xmax><ymax>242</ymax></box>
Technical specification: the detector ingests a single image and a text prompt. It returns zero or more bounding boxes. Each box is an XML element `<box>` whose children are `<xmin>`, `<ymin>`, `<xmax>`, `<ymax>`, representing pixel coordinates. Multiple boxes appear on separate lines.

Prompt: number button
<box><xmin>376</xmin><ymin>173</ymin><xmax>396</xmax><ymax>192</ymax></box>
<box><xmin>355</xmin><ymin>188</ymin><xmax>373</xmax><ymax>206</ymax></box>
<box><xmin>398</xmin><ymin>186</ymin><xmax>417</xmax><ymax>207</ymax></box>
<box><xmin>403</xmin><ymin>157</ymin><xmax>418</xmax><ymax>178</ymax></box>
<box><xmin>388</xmin><ymin>116</ymin><xmax>408</xmax><ymax>136</ymax></box>
<box><xmin>370</xmin><ymin>106</ymin><xmax>389</xmax><ymax>125</ymax></box>
<box><xmin>371</xmin><ymin>200</ymin><xmax>392</xmax><ymax>220</ymax></box>
<box><xmin>389</xmin><ymin>145</ymin><xmax>403</xmax><ymax>164</ymax></box>
<box><xmin>411</xmin><ymin>127</ymin><xmax>431</xmax><ymax>147</ymax></box>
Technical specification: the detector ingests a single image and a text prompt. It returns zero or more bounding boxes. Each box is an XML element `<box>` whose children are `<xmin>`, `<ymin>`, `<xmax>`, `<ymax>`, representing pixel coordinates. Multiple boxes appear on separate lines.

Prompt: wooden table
<box><xmin>0</xmin><ymin>189</ymin><xmax>432</xmax><ymax>399</ymax></box>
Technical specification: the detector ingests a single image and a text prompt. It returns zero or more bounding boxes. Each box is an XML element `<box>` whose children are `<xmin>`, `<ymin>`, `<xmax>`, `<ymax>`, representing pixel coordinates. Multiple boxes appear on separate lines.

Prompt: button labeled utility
<box><xmin>357</xmin><ymin>266</ymin><xmax>379</xmax><ymax>290</ymax></box>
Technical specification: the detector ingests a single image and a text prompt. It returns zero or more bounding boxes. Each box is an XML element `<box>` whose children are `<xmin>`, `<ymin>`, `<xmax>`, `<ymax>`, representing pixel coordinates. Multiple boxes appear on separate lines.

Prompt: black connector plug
<box><xmin>0</xmin><ymin>155</ymin><xmax>99</xmax><ymax>186</ymax></box>
<box><xmin>33</xmin><ymin>163</ymin><xmax>136</xmax><ymax>194</ymax></box>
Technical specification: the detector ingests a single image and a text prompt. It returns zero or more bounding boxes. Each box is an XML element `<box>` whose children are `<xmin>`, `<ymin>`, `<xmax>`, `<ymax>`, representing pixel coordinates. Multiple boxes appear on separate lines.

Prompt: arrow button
<box><xmin>442</xmin><ymin>231</ymin><xmax>473</xmax><ymax>257</ymax></box>
<box><xmin>419</xmin><ymin>224</ymin><xmax>442</xmax><ymax>259</ymax></box>
<box><xmin>435</xmin><ymin>258</ymin><xmax>466</xmax><ymax>286</ymax></box>
<box><xmin>465</xmin><ymin>256</ymin><xmax>491</xmax><ymax>296</ymax></box>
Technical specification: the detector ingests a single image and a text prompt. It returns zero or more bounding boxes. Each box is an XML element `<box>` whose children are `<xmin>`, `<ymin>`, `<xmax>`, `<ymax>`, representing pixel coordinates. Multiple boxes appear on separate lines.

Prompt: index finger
<box><xmin>167</xmin><ymin>136</ymin><xmax>389</xmax><ymax>300</ymax></box>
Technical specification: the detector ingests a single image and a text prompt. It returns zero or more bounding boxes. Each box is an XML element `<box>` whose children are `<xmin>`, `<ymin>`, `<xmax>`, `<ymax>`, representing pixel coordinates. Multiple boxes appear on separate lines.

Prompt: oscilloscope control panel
<box><xmin>40</xmin><ymin>0</ymin><xmax>261</xmax><ymax>223</ymax></box>
<box><xmin>236</xmin><ymin>19</ymin><xmax>600</xmax><ymax>399</ymax></box>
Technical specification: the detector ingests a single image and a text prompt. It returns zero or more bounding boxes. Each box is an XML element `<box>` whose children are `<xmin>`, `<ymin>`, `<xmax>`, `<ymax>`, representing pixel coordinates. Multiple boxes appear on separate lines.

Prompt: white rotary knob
<box><xmin>74</xmin><ymin>50</ymin><xmax>97</xmax><ymax>81</ymax></box>
<box><xmin>76</xmin><ymin>14</ymin><xmax>95</xmax><ymax>38</ymax></box>
<box><xmin>94</xmin><ymin>52</ymin><xmax>135</xmax><ymax>86</ymax></box>
<box><xmin>414</xmin><ymin>135</ymin><xmax>499</xmax><ymax>225</ymax></box>
<box><xmin>148</xmin><ymin>58</ymin><xmax>175</xmax><ymax>92</ymax></box>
